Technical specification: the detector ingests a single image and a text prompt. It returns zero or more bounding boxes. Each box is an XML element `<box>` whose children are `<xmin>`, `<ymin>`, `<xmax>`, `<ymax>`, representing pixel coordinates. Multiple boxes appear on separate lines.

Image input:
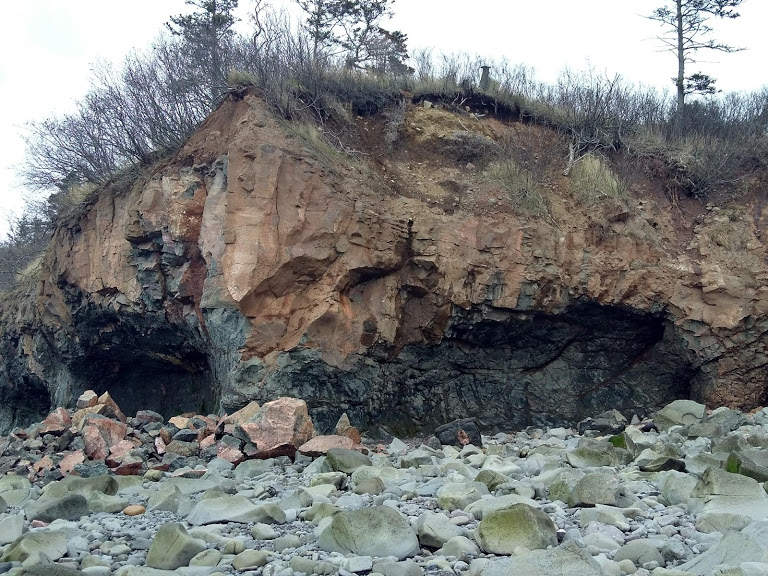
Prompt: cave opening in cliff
<box><xmin>68</xmin><ymin>310</ymin><xmax>216</xmax><ymax>420</ymax></box>
<box><xmin>258</xmin><ymin>300</ymin><xmax>696</xmax><ymax>436</ymax></box>
<box><xmin>386</xmin><ymin>301</ymin><xmax>697</xmax><ymax>431</ymax></box>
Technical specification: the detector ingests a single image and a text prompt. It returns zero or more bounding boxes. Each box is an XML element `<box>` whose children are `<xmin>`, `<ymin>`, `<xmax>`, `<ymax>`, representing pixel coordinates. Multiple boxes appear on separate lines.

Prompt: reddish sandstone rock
<box><xmin>39</xmin><ymin>408</ymin><xmax>72</xmax><ymax>436</ymax></box>
<box><xmin>225</xmin><ymin>401</ymin><xmax>261</xmax><ymax>427</ymax></box>
<box><xmin>72</xmin><ymin>405</ymin><xmax>105</xmax><ymax>430</ymax></box>
<box><xmin>298</xmin><ymin>435</ymin><xmax>355</xmax><ymax>457</ymax></box>
<box><xmin>235</xmin><ymin>397</ymin><xmax>314</xmax><ymax>459</ymax></box>
<box><xmin>200</xmin><ymin>434</ymin><xmax>216</xmax><ymax>449</ymax></box>
<box><xmin>334</xmin><ymin>413</ymin><xmax>361</xmax><ymax>445</ymax></box>
<box><xmin>59</xmin><ymin>450</ymin><xmax>86</xmax><ymax>476</ymax></box>
<box><xmin>113</xmin><ymin>453</ymin><xmax>144</xmax><ymax>475</ymax></box>
<box><xmin>32</xmin><ymin>455</ymin><xmax>54</xmax><ymax>477</ymax></box>
<box><xmin>84</xmin><ymin>416</ymin><xmax>127</xmax><ymax>447</ymax></box>
<box><xmin>76</xmin><ymin>390</ymin><xmax>99</xmax><ymax>410</ymax></box>
<box><xmin>154</xmin><ymin>436</ymin><xmax>167</xmax><ymax>456</ymax></box>
<box><xmin>169</xmin><ymin>416</ymin><xmax>190</xmax><ymax>429</ymax></box>
<box><xmin>98</xmin><ymin>392</ymin><xmax>127</xmax><ymax>423</ymax></box>
<box><xmin>83</xmin><ymin>425</ymin><xmax>109</xmax><ymax>461</ymax></box>
<box><xmin>106</xmin><ymin>439</ymin><xmax>137</xmax><ymax>468</ymax></box>
<box><xmin>216</xmin><ymin>438</ymin><xmax>245</xmax><ymax>464</ymax></box>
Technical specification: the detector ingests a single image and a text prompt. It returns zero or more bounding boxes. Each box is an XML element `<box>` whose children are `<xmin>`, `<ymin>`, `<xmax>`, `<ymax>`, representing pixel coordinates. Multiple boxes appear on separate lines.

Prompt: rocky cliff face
<box><xmin>2</xmin><ymin>92</ymin><xmax>767</xmax><ymax>434</ymax></box>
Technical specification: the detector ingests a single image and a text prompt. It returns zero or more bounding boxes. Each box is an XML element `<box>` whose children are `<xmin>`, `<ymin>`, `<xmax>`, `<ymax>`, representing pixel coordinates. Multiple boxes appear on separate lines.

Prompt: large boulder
<box><xmin>233</xmin><ymin>397</ymin><xmax>314</xmax><ymax>458</ymax></box>
<box><xmin>145</xmin><ymin>523</ymin><xmax>206</xmax><ymax>570</ymax></box>
<box><xmin>654</xmin><ymin>400</ymin><xmax>706</xmax><ymax>431</ymax></box>
<box><xmin>318</xmin><ymin>506</ymin><xmax>420</xmax><ymax>560</ymax></box>
<box><xmin>475</xmin><ymin>504</ymin><xmax>558</xmax><ymax>555</ymax></box>
<box><xmin>186</xmin><ymin>495</ymin><xmax>286</xmax><ymax>525</ymax></box>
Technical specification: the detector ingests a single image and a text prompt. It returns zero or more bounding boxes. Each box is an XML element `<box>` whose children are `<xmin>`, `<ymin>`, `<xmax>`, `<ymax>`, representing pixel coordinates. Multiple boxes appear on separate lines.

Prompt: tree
<box><xmin>167</xmin><ymin>0</ymin><xmax>240</xmax><ymax>101</ymax></box>
<box><xmin>648</xmin><ymin>0</ymin><xmax>746</xmax><ymax>129</ymax></box>
<box><xmin>294</xmin><ymin>0</ymin><xmax>410</xmax><ymax>73</ymax></box>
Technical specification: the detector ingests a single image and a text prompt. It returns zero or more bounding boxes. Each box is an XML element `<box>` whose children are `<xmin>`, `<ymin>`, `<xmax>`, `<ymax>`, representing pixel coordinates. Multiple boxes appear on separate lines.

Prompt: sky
<box><xmin>2</xmin><ymin>0</ymin><xmax>767</xmax><ymax>236</ymax></box>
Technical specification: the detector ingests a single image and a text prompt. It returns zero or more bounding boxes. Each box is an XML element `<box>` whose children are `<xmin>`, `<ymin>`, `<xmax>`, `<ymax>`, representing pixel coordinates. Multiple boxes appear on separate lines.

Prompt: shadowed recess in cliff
<box><xmin>66</xmin><ymin>307</ymin><xmax>216</xmax><ymax>419</ymax></box>
<box><xmin>242</xmin><ymin>301</ymin><xmax>695</xmax><ymax>435</ymax></box>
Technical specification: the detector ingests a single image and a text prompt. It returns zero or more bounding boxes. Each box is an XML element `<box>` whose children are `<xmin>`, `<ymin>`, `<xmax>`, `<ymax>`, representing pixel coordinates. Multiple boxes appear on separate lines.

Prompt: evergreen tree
<box><xmin>648</xmin><ymin>0</ymin><xmax>747</xmax><ymax>130</ymax></box>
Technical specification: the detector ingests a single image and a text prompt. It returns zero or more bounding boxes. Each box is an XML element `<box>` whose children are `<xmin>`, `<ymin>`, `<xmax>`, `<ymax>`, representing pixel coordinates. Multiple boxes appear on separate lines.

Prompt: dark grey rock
<box><xmin>434</xmin><ymin>419</ymin><xmax>482</xmax><ymax>448</ymax></box>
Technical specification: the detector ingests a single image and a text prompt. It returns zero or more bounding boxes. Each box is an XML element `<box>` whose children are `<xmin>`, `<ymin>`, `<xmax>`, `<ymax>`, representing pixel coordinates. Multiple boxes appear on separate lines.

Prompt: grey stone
<box><xmin>24</xmin><ymin>494</ymin><xmax>88</xmax><ymax>523</ymax></box>
<box><xmin>571</xmin><ymin>469</ymin><xmax>621</xmax><ymax>507</ymax></box>
<box><xmin>654</xmin><ymin>400</ymin><xmax>706</xmax><ymax>431</ymax></box>
<box><xmin>436</xmin><ymin>482</ymin><xmax>487</xmax><ymax>511</ymax></box>
<box><xmin>614</xmin><ymin>539</ymin><xmax>664</xmax><ymax>566</ymax></box>
<box><xmin>1</xmin><ymin>531</ymin><xmax>68</xmax><ymax>563</ymax></box>
<box><xmin>250</xmin><ymin>523</ymin><xmax>279</xmax><ymax>540</ymax></box>
<box><xmin>435</xmin><ymin>535</ymin><xmax>480</xmax><ymax>562</ymax></box>
<box><xmin>272</xmin><ymin>535</ymin><xmax>302</xmax><ymax>552</ymax></box>
<box><xmin>465</xmin><ymin>494</ymin><xmax>539</xmax><ymax>520</ymax></box>
<box><xmin>475</xmin><ymin>504</ymin><xmax>558</xmax><ymax>555</ymax></box>
<box><xmin>566</xmin><ymin>439</ymin><xmax>619</xmax><ymax>468</ymax></box>
<box><xmin>479</xmin><ymin>540</ymin><xmax>606</xmax><ymax>576</ymax></box>
<box><xmin>0</xmin><ymin>513</ymin><xmax>24</xmax><ymax>545</ymax></box>
<box><xmin>415</xmin><ymin>511</ymin><xmax>465</xmax><ymax>548</ymax></box>
<box><xmin>325</xmin><ymin>449</ymin><xmax>371</xmax><ymax>474</ymax></box>
<box><xmin>233</xmin><ymin>459</ymin><xmax>275</xmax><ymax>480</ymax></box>
<box><xmin>186</xmin><ymin>496</ymin><xmax>286</xmax><ymax>525</ymax></box>
<box><xmin>145</xmin><ymin>523</ymin><xmax>206</xmax><ymax>570</ymax></box>
<box><xmin>231</xmin><ymin>550</ymin><xmax>268</xmax><ymax>570</ymax></box>
<box><xmin>0</xmin><ymin>476</ymin><xmax>32</xmax><ymax>507</ymax></box>
<box><xmin>679</xmin><ymin>529</ymin><xmax>768</xmax><ymax>575</ymax></box>
<box><xmin>289</xmin><ymin>557</ymin><xmax>337</xmax><ymax>575</ymax></box>
<box><xmin>371</xmin><ymin>560</ymin><xmax>423</xmax><ymax>576</ymax></box>
<box><xmin>318</xmin><ymin>506</ymin><xmax>419</xmax><ymax>560</ymax></box>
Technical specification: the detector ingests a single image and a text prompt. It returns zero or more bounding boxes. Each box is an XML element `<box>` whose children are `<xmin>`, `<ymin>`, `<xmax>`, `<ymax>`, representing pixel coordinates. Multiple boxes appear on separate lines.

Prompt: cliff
<box><xmin>2</xmin><ymin>91</ymin><xmax>767</xmax><ymax>434</ymax></box>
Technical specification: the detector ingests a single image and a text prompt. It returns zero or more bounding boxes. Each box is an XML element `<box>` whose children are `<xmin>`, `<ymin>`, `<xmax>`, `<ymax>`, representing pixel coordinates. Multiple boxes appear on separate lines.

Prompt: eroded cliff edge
<box><xmin>2</xmin><ymin>92</ymin><xmax>767</xmax><ymax>434</ymax></box>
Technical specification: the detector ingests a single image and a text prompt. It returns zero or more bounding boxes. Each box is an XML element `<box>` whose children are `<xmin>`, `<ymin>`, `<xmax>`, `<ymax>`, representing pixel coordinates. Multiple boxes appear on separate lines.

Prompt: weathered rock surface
<box><xmin>2</xmin><ymin>94</ymin><xmax>768</xmax><ymax>434</ymax></box>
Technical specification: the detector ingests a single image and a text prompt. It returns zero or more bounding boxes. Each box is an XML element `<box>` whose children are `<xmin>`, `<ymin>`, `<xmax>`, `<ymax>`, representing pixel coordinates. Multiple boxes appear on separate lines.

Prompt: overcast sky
<box><xmin>2</xmin><ymin>0</ymin><xmax>767</xmax><ymax>236</ymax></box>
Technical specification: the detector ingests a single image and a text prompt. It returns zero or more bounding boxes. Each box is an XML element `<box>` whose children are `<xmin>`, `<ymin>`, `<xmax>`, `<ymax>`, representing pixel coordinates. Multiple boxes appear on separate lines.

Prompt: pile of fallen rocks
<box><xmin>2</xmin><ymin>394</ymin><xmax>768</xmax><ymax>576</ymax></box>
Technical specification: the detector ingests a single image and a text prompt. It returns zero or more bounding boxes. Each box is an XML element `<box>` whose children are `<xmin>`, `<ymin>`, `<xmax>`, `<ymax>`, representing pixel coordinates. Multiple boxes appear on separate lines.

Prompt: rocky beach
<box><xmin>1</xmin><ymin>393</ymin><xmax>768</xmax><ymax>576</ymax></box>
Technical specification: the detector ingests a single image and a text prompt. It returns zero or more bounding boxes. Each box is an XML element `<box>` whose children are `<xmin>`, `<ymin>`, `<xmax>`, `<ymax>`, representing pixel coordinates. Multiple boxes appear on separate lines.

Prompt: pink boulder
<box><xmin>235</xmin><ymin>397</ymin><xmax>314</xmax><ymax>459</ymax></box>
<box><xmin>298</xmin><ymin>435</ymin><xmax>355</xmax><ymax>457</ymax></box>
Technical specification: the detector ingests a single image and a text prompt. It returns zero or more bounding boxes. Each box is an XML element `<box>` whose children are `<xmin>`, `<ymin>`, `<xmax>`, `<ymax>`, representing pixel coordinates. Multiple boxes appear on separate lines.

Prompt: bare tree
<box><xmin>648</xmin><ymin>0</ymin><xmax>747</xmax><ymax>130</ymax></box>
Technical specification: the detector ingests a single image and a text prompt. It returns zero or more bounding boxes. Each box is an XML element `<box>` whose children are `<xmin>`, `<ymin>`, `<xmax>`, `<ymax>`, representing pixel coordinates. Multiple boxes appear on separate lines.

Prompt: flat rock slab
<box><xmin>186</xmin><ymin>495</ymin><xmax>286</xmax><ymax>525</ymax></box>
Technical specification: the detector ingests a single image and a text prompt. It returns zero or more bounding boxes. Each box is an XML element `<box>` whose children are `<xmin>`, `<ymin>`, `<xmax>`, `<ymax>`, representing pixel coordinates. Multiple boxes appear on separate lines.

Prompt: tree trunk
<box><xmin>675</xmin><ymin>0</ymin><xmax>686</xmax><ymax>133</ymax></box>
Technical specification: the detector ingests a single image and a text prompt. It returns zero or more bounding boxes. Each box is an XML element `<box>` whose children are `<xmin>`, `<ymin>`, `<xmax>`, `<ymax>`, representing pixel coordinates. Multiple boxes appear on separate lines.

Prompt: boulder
<box><xmin>186</xmin><ymin>495</ymin><xmax>286</xmax><ymax>525</ymax></box>
<box><xmin>1</xmin><ymin>531</ymin><xmax>68</xmax><ymax>562</ymax></box>
<box><xmin>233</xmin><ymin>397</ymin><xmax>314</xmax><ymax>458</ymax></box>
<box><xmin>145</xmin><ymin>523</ymin><xmax>206</xmax><ymax>570</ymax></box>
<box><xmin>654</xmin><ymin>400</ymin><xmax>706</xmax><ymax>431</ymax></box>
<box><xmin>24</xmin><ymin>494</ymin><xmax>88</xmax><ymax>522</ymax></box>
<box><xmin>571</xmin><ymin>469</ymin><xmax>621</xmax><ymax>507</ymax></box>
<box><xmin>434</xmin><ymin>419</ymin><xmax>482</xmax><ymax>448</ymax></box>
<box><xmin>416</xmin><ymin>511</ymin><xmax>466</xmax><ymax>548</ymax></box>
<box><xmin>475</xmin><ymin>504</ymin><xmax>558</xmax><ymax>555</ymax></box>
<box><xmin>299</xmin><ymin>435</ymin><xmax>356</xmax><ymax>457</ymax></box>
<box><xmin>325</xmin><ymin>447</ymin><xmax>371</xmax><ymax>473</ymax></box>
<box><xmin>436</xmin><ymin>482</ymin><xmax>487</xmax><ymax>512</ymax></box>
<box><xmin>479</xmin><ymin>540</ymin><xmax>606</xmax><ymax>576</ymax></box>
<box><xmin>318</xmin><ymin>506</ymin><xmax>419</xmax><ymax>560</ymax></box>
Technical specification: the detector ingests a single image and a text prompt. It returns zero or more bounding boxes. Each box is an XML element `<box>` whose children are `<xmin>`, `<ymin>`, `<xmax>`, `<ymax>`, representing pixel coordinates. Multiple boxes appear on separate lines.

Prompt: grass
<box><xmin>486</xmin><ymin>158</ymin><xmax>548</xmax><ymax>216</ymax></box>
<box><xmin>570</xmin><ymin>153</ymin><xmax>628</xmax><ymax>207</ymax></box>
